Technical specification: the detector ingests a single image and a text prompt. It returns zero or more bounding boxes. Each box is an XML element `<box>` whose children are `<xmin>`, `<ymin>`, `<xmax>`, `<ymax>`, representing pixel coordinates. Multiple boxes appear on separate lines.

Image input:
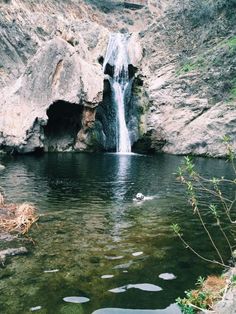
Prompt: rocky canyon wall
<box><xmin>0</xmin><ymin>0</ymin><xmax>235</xmax><ymax>156</ymax></box>
<box><xmin>139</xmin><ymin>0</ymin><xmax>236</xmax><ymax>157</ymax></box>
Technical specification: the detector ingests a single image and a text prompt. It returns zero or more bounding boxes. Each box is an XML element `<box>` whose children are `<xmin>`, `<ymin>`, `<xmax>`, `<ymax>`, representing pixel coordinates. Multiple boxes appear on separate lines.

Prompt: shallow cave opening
<box><xmin>43</xmin><ymin>100</ymin><xmax>83</xmax><ymax>152</ymax></box>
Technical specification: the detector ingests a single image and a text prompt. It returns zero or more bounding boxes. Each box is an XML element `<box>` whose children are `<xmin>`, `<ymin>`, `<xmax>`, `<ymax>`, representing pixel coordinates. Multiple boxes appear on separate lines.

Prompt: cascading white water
<box><xmin>103</xmin><ymin>33</ymin><xmax>131</xmax><ymax>153</ymax></box>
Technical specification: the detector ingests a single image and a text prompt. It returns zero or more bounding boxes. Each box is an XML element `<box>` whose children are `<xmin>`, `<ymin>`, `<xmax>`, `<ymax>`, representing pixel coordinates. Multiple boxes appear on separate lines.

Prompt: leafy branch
<box><xmin>173</xmin><ymin>136</ymin><xmax>236</xmax><ymax>268</ymax></box>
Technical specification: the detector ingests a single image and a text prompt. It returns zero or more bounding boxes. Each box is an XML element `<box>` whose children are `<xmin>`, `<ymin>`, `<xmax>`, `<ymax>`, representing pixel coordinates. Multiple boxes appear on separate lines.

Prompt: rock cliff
<box><xmin>139</xmin><ymin>0</ymin><xmax>236</xmax><ymax>157</ymax></box>
<box><xmin>0</xmin><ymin>0</ymin><xmax>108</xmax><ymax>153</ymax></box>
<box><xmin>0</xmin><ymin>0</ymin><xmax>235</xmax><ymax>156</ymax></box>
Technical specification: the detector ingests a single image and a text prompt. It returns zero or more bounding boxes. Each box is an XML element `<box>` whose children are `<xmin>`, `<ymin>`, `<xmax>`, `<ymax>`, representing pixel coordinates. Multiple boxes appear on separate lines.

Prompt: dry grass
<box><xmin>203</xmin><ymin>275</ymin><xmax>226</xmax><ymax>294</ymax></box>
<box><xmin>191</xmin><ymin>275</ymin><xmax>226</xmax><ymax>309</ymax></box>
<box><xmin>0</xmin><ymin>193</ymin><xmax>38</xmax><ymax>234</ymax></box>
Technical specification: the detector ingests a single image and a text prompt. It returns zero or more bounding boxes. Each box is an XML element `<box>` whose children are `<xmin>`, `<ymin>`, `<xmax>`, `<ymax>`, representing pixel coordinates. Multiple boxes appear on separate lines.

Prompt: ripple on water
<box><xmin>63</xmin><ymin>296</ymin><xmax>90</xmax><ymax>303</ymax></box>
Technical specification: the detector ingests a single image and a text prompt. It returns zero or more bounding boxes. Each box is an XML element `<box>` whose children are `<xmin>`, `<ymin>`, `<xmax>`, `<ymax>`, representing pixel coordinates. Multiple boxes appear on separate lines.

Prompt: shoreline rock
<box><xmin>208</xmin><ymin>267</ymin><xmax>236</xmax><ymax>314</ymax></box>
<box><xmin>0</xmin><ymin>247</ymin><xmax>28</xmax><ymax>266</ymax></box>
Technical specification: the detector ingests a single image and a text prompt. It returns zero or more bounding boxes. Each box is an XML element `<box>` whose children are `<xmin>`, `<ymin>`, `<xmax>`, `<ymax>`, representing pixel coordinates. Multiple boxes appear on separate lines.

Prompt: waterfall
<box><xmin>103</xmin><ymin>33</ymin><xmax>131</xmax><ymax>153</ymax></box>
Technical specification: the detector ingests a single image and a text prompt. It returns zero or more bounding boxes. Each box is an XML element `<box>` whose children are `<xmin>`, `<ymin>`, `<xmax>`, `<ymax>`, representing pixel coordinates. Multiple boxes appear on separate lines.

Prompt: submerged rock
<box><xmin>0</xmin><ymin>247</ymin><xmax>28</xmax><ymax>265</ymax></box>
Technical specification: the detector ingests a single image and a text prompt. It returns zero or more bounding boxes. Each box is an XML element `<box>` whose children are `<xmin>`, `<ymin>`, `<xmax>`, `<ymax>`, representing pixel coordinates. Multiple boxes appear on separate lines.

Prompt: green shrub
<box><xmin>227</xmin><ymin>78</ymin><xmax>236</xmax><ymax>101</ymax></box>
<box><xmin>176</xmin><ymin>57</ymin><xmax>205</xmax><ymax>75</ymax></box>
<box><xmin>172</xmin><ymin>137</ymin><xmax>236</xmax><ymax>268</ymax></box>
<box><xmin>226</xmin><ymin>36</ymin><xmax>236</xmax><ymax>49</ymax></box>
<box><xmin>180</xmin><ymin>0</ymin><xmax>236</xmax><ymax>26</ymax></box>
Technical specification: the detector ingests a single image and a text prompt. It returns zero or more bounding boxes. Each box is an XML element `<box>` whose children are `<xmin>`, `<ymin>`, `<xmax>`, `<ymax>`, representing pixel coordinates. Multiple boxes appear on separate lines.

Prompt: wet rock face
<box><xmin>96</xmin><ymin>79</ymin><xmax>117</xmax><ymax>151</ymax></box>
<box><xmin>94</xmin><ymin>31</ymin><xmax>143</xmax><ymax>152</ymax></box>
<box><xmin>95</xmin><ymin>75</ymin><xmax>146</xmax><ymax>152</ymax></box>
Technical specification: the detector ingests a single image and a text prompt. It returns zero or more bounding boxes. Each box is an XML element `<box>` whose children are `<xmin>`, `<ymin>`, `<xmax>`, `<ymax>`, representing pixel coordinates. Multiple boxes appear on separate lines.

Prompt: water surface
<box><xmin>0</xmin><ymin>153</ymin><xmax>233</xmax><ymax>314</ymax></box>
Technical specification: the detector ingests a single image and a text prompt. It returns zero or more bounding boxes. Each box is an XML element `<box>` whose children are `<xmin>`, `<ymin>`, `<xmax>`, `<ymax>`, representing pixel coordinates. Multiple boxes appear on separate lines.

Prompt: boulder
<box><xmin>0</xmin><ymin>37</ymin><xmax>104</xmax><ymax>153</ymax></box>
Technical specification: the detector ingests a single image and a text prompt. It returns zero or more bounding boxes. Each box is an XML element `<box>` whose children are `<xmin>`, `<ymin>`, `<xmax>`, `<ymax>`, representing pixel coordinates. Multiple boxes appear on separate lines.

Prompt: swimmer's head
<box><xmin>136</xmin><ymin>193</ymin><xmax>144</xmax><ymax>201</ymax></box>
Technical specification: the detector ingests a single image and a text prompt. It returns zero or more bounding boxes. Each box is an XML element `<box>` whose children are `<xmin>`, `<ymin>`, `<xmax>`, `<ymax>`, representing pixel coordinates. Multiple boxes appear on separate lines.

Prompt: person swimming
<box><xmin>135</xmin><ymin>193</ymin><xmax>144</xmax><ymax>201</ymax></box>
<box><xmin>133</xmin><ymin>193</ymin><xmax>156</xmax><ymax>202</ymax></box>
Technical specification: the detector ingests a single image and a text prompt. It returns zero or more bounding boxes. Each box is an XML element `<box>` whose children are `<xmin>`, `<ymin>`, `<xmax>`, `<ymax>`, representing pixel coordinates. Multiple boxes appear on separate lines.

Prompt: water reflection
<box><xmin>109</xmin><ymin>154</ymin><xmax>133</xmax><ymax>242</ymax></box>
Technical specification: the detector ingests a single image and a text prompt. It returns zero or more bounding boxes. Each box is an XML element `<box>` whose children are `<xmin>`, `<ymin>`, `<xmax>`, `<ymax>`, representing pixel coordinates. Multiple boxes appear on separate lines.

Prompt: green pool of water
<box><xmin>0</xmin><ymin>153</ymin><xmax>233</xmax><ymax>314</ymax></box>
